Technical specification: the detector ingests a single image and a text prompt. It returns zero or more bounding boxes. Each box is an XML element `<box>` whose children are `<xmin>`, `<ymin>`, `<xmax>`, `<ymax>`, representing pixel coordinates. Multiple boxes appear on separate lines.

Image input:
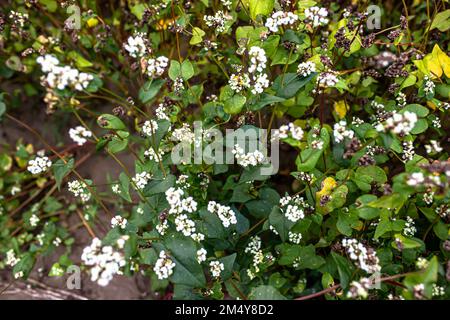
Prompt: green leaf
<box><xmin>430</xmin><ymin>10</ymin><xmax>450</xmax><ymax>32</ymax></box>
<box><xmin>250</xmin><ymin>94</ymin><xmax>285</xmax><ymax>111</ymax></box>
<box><xmin>168</xmin><ymin>60</ymin><xmax>181</xmax><ymax>80</ymax></box>
<box><xmin>279</xmin><ymin>244</ymin><xmax>325</xmax><ymax>269</ymax></box>
<box><xmin>190</xmin><ymin>27</ymin><xmax>206</xmax><ymax>45</ymax></box>
<box><xmin>52</xmin><ymin>158</ymin><xmax>74</xmax><ymax>190</ymax></box>
<box><xmin>410</xmin><ymin>118</ymin><xmax>428</xmax><ymax>134</ymax></box>
<box><xmin>39</xmin><ymin>0</ymin><xmax>57</xmax><ymax>12</ymax></box>
<box><xmin>199</xmin><ymin>208</ymin><xmax>227</xmax><ymax>239</ymax></box>
<box><xmin>248</xmin><ymin>285</ymin><xmax>286</xmax><ymax>300</ymax></box>
<box><xmin>368</xmin><ymin>193</ymin><xmax>407</xmax><ymax>213</ymax></box>
<box><xmin>248</xmin><ymin>0</ymin><xmax>275</xmax><ymax>20</ymax></box>
<box><xmin>181</xmin><ymin>60</ymin><xmax>195</xmax><ymax>80</ymax></box>
<box><xmin>219</xmin><ymin>253</ymin><xmax>236</xmax><ymax>280</ymax></box>
<box><xmin>163</xmin><ymin>234</ymin><xmax>206</xmax><ymax>287</ymax></box>
<box><xmin>139</xmin><ymin>79</ymin><xmax>165</xmax><ymax>103</ymax></box>
<box><xmin>143</xmin><ymin>174</ymin><xmax>175</xmax><ymax>197</ymax></box>
<box><xmin>97</xmin><ymin>114</ymin><xmax>126</xmax><ymax>130</ymax></box>
<box><xmin>107</xmin><ymin>130</ymin><xmax>129</xmax><ymax>153</ymax></box>
<box><xmin>356</xmin><ymin>166</ymin><xmax>387</xmax><ymax>185</ymax></box>
<box><xmin>224</xmin><ymin>94</ymin><xmax>246</xmax><ymax>114</ymax></box>
<box><xmin>403</xmin><ymin>104</ymin><xmax>429</xmax><ymax>117</ymax></box>
<box><xmin>269</xmin><ymin>207</ymin><xmax>293</xmax><ymax>242</ymax></box>
<box><xmin>331</xmin><ymin>252</ymin><xmax>353</xmax><ymax>289</ymax></box>
<box><xmin>272</xmin><ymin>73</ymin><xmax>316</xmax><ymax>99</ymax></box>
<box><xmin>118</xmin><ymin>172</ymin><xmax>132</xmax><ymax>202</ymax></box>
<box><xmin>68</xmin><ymin>51</ymin><xmax>93</xmax><ymax>69</ymax></box>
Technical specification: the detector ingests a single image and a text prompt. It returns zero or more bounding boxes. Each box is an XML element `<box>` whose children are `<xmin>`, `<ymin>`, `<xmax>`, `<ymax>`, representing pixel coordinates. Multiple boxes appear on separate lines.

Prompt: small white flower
<box><xmin>333</xmin><ymin>120</ymin><xmax>354</xmax><ymax>143</ymax></box>
<box><xmin>146</xmin><ymin>56</ymin><xmax>169</xmax><ymax>78</ymax></box>
<box><xmin>124</xmin><ymin>33</ymin><xmax>148</xmax><ymax>58</ymax></box>
<box><xmin>69</xmin><ymin>126</ymin><xmax>92</xmax><ymax>146</ymax></box>
<box><xmin>196</xmin><ymin>248</ymin><xmax>207</xmax><ymax>263</ymax></box>
<box><xmin>68</xmin><ymin>180</ymin><xmax>91</xmax><ymax>202</ymax></box>
<box><xmin>209</xmin><ymin>260</ymin><xmax>224</xmax><ymax>278</ymax></box>
<box><xmin>154</xmin><ymin>250</ymin><xmax>176</xmax><ymax>280</ymax></box>
<box><xmin>304</xmin><ymin>6</ymin><xmax>329</xmax><ymax>27</ymax></box>
<box><xmin>111</xmin><ymin>215</ymin><xmax>128</xmax><ymax>229</ymax></box>
<box><xmin>29</xmin><ymin>214</ymin><xmax>40</xmax><ymax>227</ymax></box>
<box><xmin>265</xmin><ymin>11</ymin><xmax>299</xmax><ymax>33</ymax></box>
<box><xmin>27</xmin><ymin>155</ymin><xmax>52</xmax><ymax>175</ymax></box>
<box><xmin>297</xmin><ymin>61</ymin><xmax>316</xmax><ymax>77</ymax></box>
<box><xmin>132</xmin><ymin>171</ymin><xmax>152</xmax><ymax>190</ymax></box>
<box><xmin>207</xmin><ymin>201</ymin><xmax>237</xmax><ymax>228</ymax></box>
<box><xmin>142</xmin><ymin>120</ymin><xmax>158</xmax><ymax>137</ymax></box>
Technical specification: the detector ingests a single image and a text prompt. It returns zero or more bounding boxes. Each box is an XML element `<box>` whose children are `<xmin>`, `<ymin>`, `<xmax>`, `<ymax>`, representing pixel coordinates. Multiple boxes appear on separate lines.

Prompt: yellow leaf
<box><xmin>87</xmin><ymin>17</ymin><xmax>99</xmax><ymax>28</ymax></box>
<box><xmin>316</xmin><ymin>177</ymin><xmax>337</xmax><ymax>198</ymax></box>
<box><xmin>433</xmin><ymin>44</ymin><xmax>450</xmax><ymax>78</ymax></box>
<box><xmin>426</xmin><ymin>100</ymin><xmax>437</xmax><ymax>110</ymax></box>
<box><xmin>334</xmin><ymin>100</ymin><xmax>348</xmax><ymax>119</ymax></box>
<box><xmin>424</xmin><ymin>45</ymin><xmax>443</xmax><ymax>78</ymax></box>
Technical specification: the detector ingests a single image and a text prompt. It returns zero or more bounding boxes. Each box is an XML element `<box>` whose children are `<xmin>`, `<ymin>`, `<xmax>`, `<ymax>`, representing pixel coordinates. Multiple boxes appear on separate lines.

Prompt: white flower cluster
<box><xmin>5</xmin><ymin>249</ymin><xmax>20</xmax><ymax>267</ymax></box>
<box><xmin>111</xmin><ymin>215</ymin><xmax>128</xmax><ymax>229</ymax></box>
<box><xmin>416</xmin><ymin>257</ymin><xmax>429</xmax><ymax>269</ymax></box>
<box><xmin>9</xmin><ymin>11</ymin><xmax>29</xmax><ymax>27</ymax></box>
<box><xmin>204</xmin><ymin>11</ymin><xmax>232</xmax><ymax>33</ymax></box>
<box><xmin>347</xmin><ymin>278</ymin><xmax>373</xmax><ymax>299</ymax></box>
<box><xmin>37</xmin><ymin>55</ymin><xmax>93</xmax><ymax>91</ymax></box>
<box><xmin>142</xmin><ymin>120</ymin><xmax>158</xmax><ymax>137</ymax></box>
<box><xmin>174</xmin><ymin>214</ymin><xmax>196</xmax><ymax>236</ymax></box>
<box><xmin>232</xmin><ymin>144</ymin><xmax>266</xmax><ymax>167</ymax></box>
<box><xmin>248</xmin><ymin>46</ymin><xmax>267</xmax><ymax>73</ymax></box>
<box><xmin>315</xmin><ymin>72</ymin><xmax>339</xmax><ymax>92</ymax></box>
<box><xmin>229</xmin><ymin>73</ymin><xmax>251</xmax><ymax>92</ymax></box>
<box><xmin>245</xmin><ymin>236</ymin><xmax>262</xmax><ymax>255</ymax></box>
<box><xmin>396</xmin><ymin>92</ymin><xmax>407</xmax><ymax>107</ymax></box>
<box><xmin>436</xmin><ymin>204</ymin><xmax>450</xmax><ymax>220</ymax></box>
<box><xmin>124</xmin><ymin>33</ymin><xmax>148</xmax><ymax>58</ymax></box>
<box><xmin>209</xmin><ymin>260</ymin><xmax>224</xmax><ymax>278</ymax></box>
<box><xmin>144</xmin><ymin>147</ymin><xmax>165</xmax><ymax>162</ymax></box>
<box><xmin>333</xmin><ymin>120</ymin><xmax>354</xmax><ymax>143</ymax></box>
<box><xmin>171</xmin><ymin>123</ymin><xmax>195</xmax><ymax>143</ymax></box>
<box><xmin>27</xmin><ymin>155</ymin><xmax>52</xmax><ymax>175</ymax></box>
<box><xmin>69</xmin><ymin>126</ymin><xmax>92</xmax><ymax>146</ymax></box>
<box><xmin>342</xmin><ymin>238</ymin><xmax>381</xmax><ymax>274</ymax></box>
<box><xmin>297</xmin><ymin>61</ymin><xmax>316</xmax><ymax>77</ymax></box>
<box><xmin>68</xmin><ymin>180</ymin><xmax>91</xmax><ymax>202</ymax></box>
<box><xmin>375</xmin><ymin>111</ymin><xmax>418</xmax><ymax>136</ymax></box>
<box><xmin>132</xmin><ymin>171</ymin><xmax>152</xmax><ymax>190</ymax></box>
<box><xmin>81</xmin><ymin>238</ymin><xmax>126</xmax><ymax>286</ymax></box>
<box><xmin>207</xmin><ymin>201</ymin><xmax>237</xmax><ymax>228</ymax></box>
<box><xmin>288</xmin><ymin>231</ymin><xmax>302</xmax><ymax>244</ymax></box>
<box><xmin>165</xmin><ymin>187</ymin><xmax>198</xmax><ymax>215</ymax></box>
<box><xmin>154</xmin><ymin>250</ymin><xmax>176</xmax><ymax>280</ymax></box>
<box><xmin>265</xmin><ymin>11</ymin><xmax>299</xmax><ymax>33</ymax></box>
<box><xmin>432</xmin><ymin>284</ymin><xmax>445</xmax><ymax>297</ymax></box>
<box><xmin>406</xmin><ymin>172</ymin><xmax>425</xmax><ymax>187</ymax></box>
<box><xmin>146</xmin><ymin>56</ymin><xmax>169</xmax><ymax>78</ymax></box>
<box><xmin>196</xmin><ymin>248</ymin><xmax>207</xmax><ymax>263</ymax></box>
<box><xmin>279</xmin><ymin>195</ymin><xmax>311</xmax><ymax>223</ymax></box>
<box><xmin>155</xmin><ymin>103</ymin><xmax>170</xmax><ymax>121</ymax></box>
<box><xmin>304</xmin><ymin>6</ymin><xmax>329</xmax><ymax>27</ymax></box>
<box><xmin>248</xmin><ymin>46</ymin><xmax>270</xmax><ymax>94</ymax></box>
<box><xmin>29</xmin><ymin>214</ymin><xmax>40</xmax><ymax>227</ymax></box>
<box><xmin>432</xmin><ymin>118</ymin><xmax>441</xmax><ymax>129</ymax></box>
<box><xmin>156</xmin><ymin>220</ymin><xmax>168</xmax><ymax>236</ymax></box>
<box><xmin>403</xmin><ymin>216</ymin><xmax>416</xmax><ymax>237</ymax></box>
<box><xmin>273</xmin><ymin>122</ymin><xmax>304</xmax><ymax>141</ymax></box>
<box><xmin>401</xmin><ymin>141</ymin><xmax>415</xmax><ymax>162</ymax></box>
<box><xmin>423</xmin><ymin>76</ymin><xmax>435</xmax><ymax>95</ymax></box>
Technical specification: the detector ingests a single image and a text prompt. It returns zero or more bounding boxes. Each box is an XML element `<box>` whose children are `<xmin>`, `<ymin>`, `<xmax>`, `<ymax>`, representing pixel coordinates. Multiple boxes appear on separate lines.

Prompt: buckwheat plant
<box><xmin>0</xmin><ymin>0</ymin><xmax>449</xmax><ymax>301</ymax></box>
